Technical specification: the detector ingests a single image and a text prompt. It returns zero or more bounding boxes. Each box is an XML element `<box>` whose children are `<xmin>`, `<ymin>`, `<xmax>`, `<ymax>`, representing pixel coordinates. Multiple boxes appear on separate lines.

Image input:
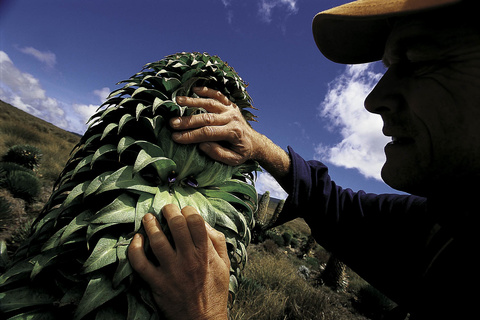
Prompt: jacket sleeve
<box><xmin>278</xmin><ymin>147</ymin><xmax>430</xmax><ymax>303</ymax></box>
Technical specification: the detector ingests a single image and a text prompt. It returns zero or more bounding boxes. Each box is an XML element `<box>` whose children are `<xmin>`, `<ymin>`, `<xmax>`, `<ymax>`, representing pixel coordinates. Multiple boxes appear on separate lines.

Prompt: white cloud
<box><xmin>93</xmin><ymin>87</ymin><xmax>111</xmax><ymax>103</ymax></box>
<box><xmin>220</xmin><ymin>0</ymin><xmax>231</xmax><ymax>6</ymax></box>
<box><xmin>258</xmin><ymin>0</ymin><xmax>298</xmax><ymax>23</ymax></box>
<box><xmin>315</xmin><ymin>63</ymin><xmax>389</xmax><ymax>181</ymax></box>
<box><xmin>72</xmin><ymin>87</ymin><xmax>111</xmax><ymax>129</ymax></box>
<box><xmin>220</xmin><ymin>0</ymin><xmax>298</xmax><ymax>26</ymax></box>
<box><xmin>18</xmin><ymin>46</ymin><xmax>57</xmax><ymax>68</ymax></box>
<box><xmin>255</xmin><ymin>171</ymin><xmax>288</xmax><ymax>199</ymax></box>
<box><xmin>0</xmin><ymin>50</ymin><xmax>65</xmax><ymax>126</ymax></box>
<box><xmin>0</xmin><ymin>50</ymin><xmax>109</xmax><ymax>134</ymax></box>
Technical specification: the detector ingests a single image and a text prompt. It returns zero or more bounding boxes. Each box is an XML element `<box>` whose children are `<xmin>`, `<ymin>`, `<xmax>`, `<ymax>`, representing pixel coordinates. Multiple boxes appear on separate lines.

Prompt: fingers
<box><xmin>190</xmin><ymin>86</ymin><xmax>233</xmax><ymax>107</ymax></box>
<box><xmin>142</xmin><ymin>213</ymin><xmax>176</xmax><ymax>263</ymax></box>
<box><xmin>199</xmin><ymin>142</ymin><xmax>245</xmax><ymax>166</ymax></box>
<box><xmin>171</xmin><ymin>112</ymin><xmax>230</xmax><ymax>131</ymax></box>
<box><xmin>132</xmin><ymin>204</ymin><xmax>228</xmax><ymax>271</ymax></box>
<box><xmin>176</xmin><ymin>87</ymin><xmax>233</xmax><ymax>113</ymax></box>
<box><xmin>128</xmin><ymin>233</ymin><xmax>161</xmax><ymax>281</ymax></box>
<box><xmin>161</xmin><ymin>204</ymin><xmax>196</xmax><ymax>256</ymax></box>
<box><xmin>205</xmin><ymin>222</ymin><xmax>230</xmax><ymax>268</ymax></box>
<box><xmin>181</xmin><ymin>206</ymin><xmax>208</xmax><ymax>251</ymax></box>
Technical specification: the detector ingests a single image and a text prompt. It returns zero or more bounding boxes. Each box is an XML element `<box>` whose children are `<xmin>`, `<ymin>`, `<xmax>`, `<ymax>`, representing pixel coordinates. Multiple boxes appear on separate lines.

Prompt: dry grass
<box><xmin>0</xmin><ymin>100</ymin><xmax>80</xmax><ymax>181</ymax></box>
<box><xmin>230</xmin><ymin>245</ymin><xmax>372</xmax><ymax>320</ymax></box>
<box><xmin>0</xmin><ymin>100</ymin><xmax>80</xmax><ymax>246</ymax></box>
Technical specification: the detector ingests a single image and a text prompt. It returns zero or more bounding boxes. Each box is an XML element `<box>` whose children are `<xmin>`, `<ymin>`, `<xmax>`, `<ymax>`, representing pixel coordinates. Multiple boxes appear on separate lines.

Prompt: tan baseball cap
<box><xmin>313</xmin><ymin>0</ymin><xmax>462</xmax><ymax>64</ymax></box>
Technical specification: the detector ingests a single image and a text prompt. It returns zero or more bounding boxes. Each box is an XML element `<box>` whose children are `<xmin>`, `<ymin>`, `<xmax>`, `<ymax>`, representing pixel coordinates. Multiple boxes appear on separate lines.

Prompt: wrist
<box><xmin>251</xmin><ymin>132</ymin><xmax>291</xmax><ymax>184</ymax></box>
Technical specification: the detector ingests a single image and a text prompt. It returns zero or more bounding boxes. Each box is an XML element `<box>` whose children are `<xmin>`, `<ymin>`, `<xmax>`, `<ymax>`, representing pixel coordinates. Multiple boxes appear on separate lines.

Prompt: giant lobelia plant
<box><xmin>0</xmin><ymin>52</ymin><xmax>259</xmax><ymax>319</ymax></box>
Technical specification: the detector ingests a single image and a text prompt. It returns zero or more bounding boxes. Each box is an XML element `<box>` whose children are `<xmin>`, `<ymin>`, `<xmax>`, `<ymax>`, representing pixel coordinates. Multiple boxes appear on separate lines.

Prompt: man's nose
<box><xmin>364</xmin><ymin>65</ymin><xmax>405</xmax><ymax>115</ymax></box>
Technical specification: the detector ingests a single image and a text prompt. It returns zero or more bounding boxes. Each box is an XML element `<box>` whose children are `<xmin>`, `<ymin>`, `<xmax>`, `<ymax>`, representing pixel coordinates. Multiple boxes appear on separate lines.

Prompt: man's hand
<box><xmin>171</xmin><ymin>86</ymin><xmax>292</xmax><ymax>185</ymax></box>
<box><xmin>171</xmin><ymin>86</ymin><xmax>261</xmax><ymax>166</ymax></box>
<box><xmin>128</xmin><ymin>204</ymin><xmax>230</xmax><ymax>320</ymax></box>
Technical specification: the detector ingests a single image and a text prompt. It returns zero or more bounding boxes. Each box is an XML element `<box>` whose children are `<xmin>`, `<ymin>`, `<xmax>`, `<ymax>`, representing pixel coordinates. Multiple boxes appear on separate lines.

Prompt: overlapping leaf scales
<box><xmin>0</xmin><ymin>52</ymin><xmax>260</xmax><ymax>319</ymax></box>
<box><xmin>74</xmin><ymin>274</ymin><xmax>125</xmax><ymax>320</ymax></box>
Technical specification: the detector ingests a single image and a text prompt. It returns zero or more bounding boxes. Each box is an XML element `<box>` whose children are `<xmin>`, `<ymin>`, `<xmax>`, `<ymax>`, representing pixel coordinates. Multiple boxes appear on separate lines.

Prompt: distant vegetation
<box><xmin>0</xmin><ymin>100</ymin><xmax>395</xmax><ymax>319</ymax></box>
<box><xmin>0</xmin><ymin>99</ymin><xmax>80</xmax><ymax>249</ymax></box>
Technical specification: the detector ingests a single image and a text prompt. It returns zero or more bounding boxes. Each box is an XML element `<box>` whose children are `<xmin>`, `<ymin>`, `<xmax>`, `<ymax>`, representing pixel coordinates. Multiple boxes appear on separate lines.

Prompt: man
<box><xmin>128</xmin><ymin>0</ymin><xmax>479</xmax><ymax>319</ymax></box>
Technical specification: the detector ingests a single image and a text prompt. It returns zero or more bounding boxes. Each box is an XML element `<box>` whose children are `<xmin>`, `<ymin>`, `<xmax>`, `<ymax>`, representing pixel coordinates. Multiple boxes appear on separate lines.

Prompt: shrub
<box><xmin>0</xmin><ymin>196</ymin><xmax>11</xmax><ymax>221</ymax></box>
<box><xmin>290</xmin><ymin>237</ymin><xmax>299</xmax><ymax>248</ymax></box>
<box><xmin>0</xmin><ymin>162</ymin><xmax>35</xmax><ymax>177</ymax></box>
<box><xmin>282</xmin><ymin>231</ymin><xmax>293</xmax><ymax>246</ymax></box>
<box><xmin>2</xmin><ymin>171</ymin><xmax>41</xmax><ymax>202</ymax></box>
<box><xmin>2</xmin><ymin>145</ymin><xmax>42</xmax><ymax>170</ymax></box>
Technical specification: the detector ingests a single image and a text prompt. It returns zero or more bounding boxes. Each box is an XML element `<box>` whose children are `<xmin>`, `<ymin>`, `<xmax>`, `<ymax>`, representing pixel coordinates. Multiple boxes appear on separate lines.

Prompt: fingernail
<box><xmin>143</xmin><ymin>213</ymin><xmax>154</xmax><ymax>222</ymax></box>
<box><xmin>193</xmin><ymin>87</ymin><xmax>202</xmax><ymax>92</ymax></box>
<box><xmin>172</xmin><ymin>132</ymin><xmax>182</xmax><ymax>140</ymax></box>
<box><xmin>133</xmin><ymin>233</ymin><xmax>141</xmax><ymax>240</ymax></box>
<box><xmin>171</xmin><ymin>118</ymin><xmax>181</xmax><ymax>126</ymax></box>
<box><xmin>176</xmin><ymin>96</ymin><xmax>185</xmax><ymax>103</ymax></box>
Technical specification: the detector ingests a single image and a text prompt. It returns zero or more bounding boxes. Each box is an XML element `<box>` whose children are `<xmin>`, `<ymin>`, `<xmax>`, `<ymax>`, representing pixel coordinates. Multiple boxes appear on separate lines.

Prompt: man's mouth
<box><xmin>388</xmin><ymin>136</ymin><xmax>415</xmax><ymax>145</ymax></box>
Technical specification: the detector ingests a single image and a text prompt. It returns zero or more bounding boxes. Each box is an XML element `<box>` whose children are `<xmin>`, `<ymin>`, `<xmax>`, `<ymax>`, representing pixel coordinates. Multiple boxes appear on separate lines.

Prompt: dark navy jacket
<box><xmin>278</xmin><ymin>147</ymin><xmax>478</xmax><ymax>319</ymax></box>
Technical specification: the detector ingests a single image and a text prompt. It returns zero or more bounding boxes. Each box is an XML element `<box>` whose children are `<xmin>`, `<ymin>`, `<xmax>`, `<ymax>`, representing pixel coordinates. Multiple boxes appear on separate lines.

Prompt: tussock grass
<box><xmin>230</xmin><ymin>246</ymin><xmax>371</xmax><ymax>320</ymax></box>
<box><xmin>0</xmin><ymin>100</ymin><xmax>80</xmax><ymax>182</ymax></box>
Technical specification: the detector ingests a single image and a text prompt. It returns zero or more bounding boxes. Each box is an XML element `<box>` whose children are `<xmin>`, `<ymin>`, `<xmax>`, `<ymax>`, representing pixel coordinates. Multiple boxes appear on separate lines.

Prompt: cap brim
<box><xmin>313</xmin><ymin>0</ymin><xmax>462</xmax><ymax>64</ymax></box>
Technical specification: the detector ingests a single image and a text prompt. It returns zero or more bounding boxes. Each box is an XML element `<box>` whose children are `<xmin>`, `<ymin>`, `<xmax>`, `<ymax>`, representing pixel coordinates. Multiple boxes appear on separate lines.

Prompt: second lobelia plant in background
<box><xmin>0</xmin><ymin>52</ymin><xmax>259</xmax><ymax>319</ymax></box>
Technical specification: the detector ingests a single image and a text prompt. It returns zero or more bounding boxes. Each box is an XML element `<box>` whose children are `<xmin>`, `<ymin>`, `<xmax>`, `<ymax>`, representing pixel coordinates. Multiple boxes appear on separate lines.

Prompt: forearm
<box><xmin>251</xmin><ymin>132</ymin><xmax>291</xmax><ymax>187</ymax></box>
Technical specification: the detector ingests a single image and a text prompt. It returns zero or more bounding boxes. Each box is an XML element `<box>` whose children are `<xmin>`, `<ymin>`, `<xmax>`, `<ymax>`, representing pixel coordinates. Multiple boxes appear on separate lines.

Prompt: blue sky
<box><xmin>0</xmin><ymin>0</ymin><xmax>403</xmax><ymax>198</ymax></box>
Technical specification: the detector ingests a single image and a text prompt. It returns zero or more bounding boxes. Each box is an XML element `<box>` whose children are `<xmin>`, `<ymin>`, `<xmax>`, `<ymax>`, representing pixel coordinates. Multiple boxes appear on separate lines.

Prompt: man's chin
<box><xmin>381</xmin><ymin>166</ymin><xmax>427</xmax><ymax>196</ymax></box>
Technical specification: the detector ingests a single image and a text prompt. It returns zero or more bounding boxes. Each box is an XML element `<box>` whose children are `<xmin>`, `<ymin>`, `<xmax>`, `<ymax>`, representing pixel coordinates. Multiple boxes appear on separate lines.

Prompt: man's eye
<box><xmin>399</xmin><ymin>60</ymin><xmax>440</xmax><ymax>76</ymax></box>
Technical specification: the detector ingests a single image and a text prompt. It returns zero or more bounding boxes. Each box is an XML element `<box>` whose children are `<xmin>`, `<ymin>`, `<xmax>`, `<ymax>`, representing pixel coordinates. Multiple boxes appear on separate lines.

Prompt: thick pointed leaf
<box><xmin>207</xmin><ymin>198</ymin><xmax>238</xmax><ymax>233</ymax></box>
<box><xmin>86</xmin><ymin>223</ymin><xmax>116</xmax><ymax>244</ymax></box>
<box><xmin>0</xmin><ymin>240</ymin><xmax>9</xmax><ymax>269</ymax></box>
<box><xmin>92</xmin><ymin>144</ymin><xmax>117</xmax><ymax>165</ymax></box>
<box><xmin>133</xmin><ymin>150</ymin><xmax>176</xmax><ymax>181</ymax></box>
<box><xmin>41</xmin><ymin>225</ymin><xmax>68</xmax><ymax>252</ymax></box>
<box><xmin>96</xmin><ymin>166</ymin><xmax>157</xmax><ymax>195</ymax></box>
<box><xmin>59</xmin><ymin>210</ymin><xmax>91</xmax><ymax>244</ymax></box>
<box><xmin>135</xmin><ymin>193</ymin><xmax>154</xmax><ymax>232</ymax></box>
<box><xmin>131</xmin><ymin>87</ymin><xmax>168</xmax><ymax>100</ymax></box>
<box><xmin>101</xmin><ymin>123</ymin><xmax>119</xmax><ymax>140</ymax></box>
<box><xmin>161</xmin><ymin>77</ymin><xmax>181</xmax><ymax>92</ymax></box>
<box><xmin>118</xmin><ymin>113</ymin><xmax>135</xmax><ymax>133</ymax></box>
<box><xmin>151</xmin><ymin>186</ymin><xmax>175</xmax><ymax>215</ymax></box>
<box><xmin>132</xmin><ymin>140</ymin><xmax>165</xmax><ymax>158</ymax></box>
<box><xmin>217</xmin><ymin>180</ymin><xmax>257</xmax><ymax>202</ymax></box>
<box><xmin>82</xmin><ymin>235</ymin><xmax>118</xmax><ymax>273</ymax></box>
<box><xmin>117</xmin><ymin>136</ymin><xmax>136</xmax><ymax>157</ymax></box>
<box><xmin>88</xmin><ymin>194</ymin><xmax>136</xmax><ymax>225</ymax></box>
<box><xmin>81</xmin><ymin>133</ymin><xmax>102</xmax><ymax>151</ymax></box>
<box><xmin>74</xmin><ymin>273</ymin><xmax>125</xmax><ymax>320</ymax></box>
<box><xmin>72</xmin><ymin>155</ymin><xmax>94</xmax><ymax>178</ymax></box>
<box><xmin>62</xmin><ymin>180</ymin><xmax>91</xmax><ymax>208</ymax></box>
<box><xmin>0</xmin><ymin>286</ymin><xmax>56</xmax><ymax>313</ymax></box>
<box><xmin>4</xmin><ymin>308</ymin><xmax>56</xmax><ymax>320</ymax></box>
<box><xmin>84</xmin><ymin>171</ymin><xmax>114</xmax><ymax>198</ymax></box>
<box><xmin>173</xmin><ymin>187</ymin><xmax>216</xmax><ymax>227</ymax></box>
<box><xmin>195</xmin><ymin>161</ymin><xmax>237</xmax><ymax>187</ymax></box>
<box><xmin>31</xmin><ymin>244</ymin><xmax>72</xmax><ymax>279</ymax></box>
<box><xmin>0</xmin><ymin>260</ymin><xmax>33</xmax><ymax>286</ymax></box>
<box><xmin>135</xmin><ymin>102</ymin><xmax>150</xmax><ymax>120</ymax></box>
<box><xmin>112</xmin><ymin>238</ymin><xmax>133</xmax><ymax>288</ymax></box>
<box><xmin>201</xmin><ymin>189</ymin><xmax>253</xmax><ymax>221</ymax></box>
<box><xmin>127</xmin><ymin>292</ymin><xmax>153</xmax><ymax>320</ymax></box>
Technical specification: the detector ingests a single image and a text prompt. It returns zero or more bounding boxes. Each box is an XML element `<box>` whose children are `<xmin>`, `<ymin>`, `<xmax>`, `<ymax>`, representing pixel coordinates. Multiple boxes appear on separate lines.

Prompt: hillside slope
<box><xmin>0</xmin><ymin>100</ymin><xmax>81</xmax><ymax>182</ymax></box>
<box><xmin>0</xmin><ymin>100</ymin><xmax>81</xmax><ymax>243</ymax></box>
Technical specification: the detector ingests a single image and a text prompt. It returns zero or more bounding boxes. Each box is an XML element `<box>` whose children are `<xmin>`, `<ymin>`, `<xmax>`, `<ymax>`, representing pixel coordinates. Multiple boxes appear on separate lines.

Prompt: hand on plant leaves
<box><xmin>171</xmin><ymin>86</ymin><xmax>261</xmax><ymax>166</ymax></box>
<box><xmin>128</xmin><ymin>204</ymin><xmax>230</xmax><ymax>320</ymax></box>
